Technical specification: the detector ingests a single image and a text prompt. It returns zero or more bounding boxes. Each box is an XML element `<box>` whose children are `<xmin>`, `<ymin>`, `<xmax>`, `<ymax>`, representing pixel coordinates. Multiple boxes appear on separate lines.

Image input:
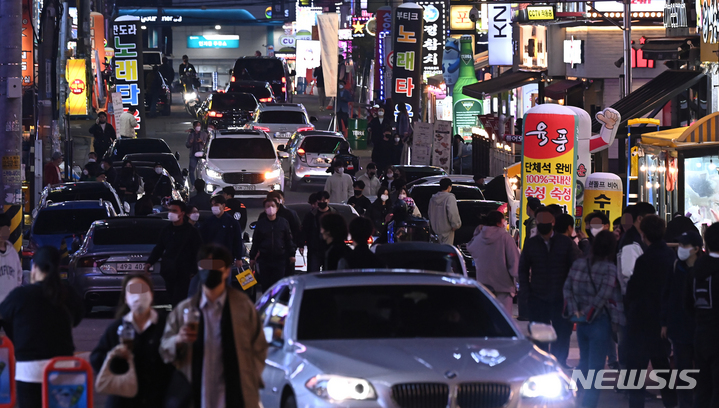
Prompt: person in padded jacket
<box><xmin>250</xmin><ymin>198</ymin><xmax>296</xmax><ymax>292</ymax></box>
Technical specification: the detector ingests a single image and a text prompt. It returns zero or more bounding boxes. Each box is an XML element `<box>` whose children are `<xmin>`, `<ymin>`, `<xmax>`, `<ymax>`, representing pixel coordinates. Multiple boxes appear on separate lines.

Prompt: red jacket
<box><xmin>44</xmin><ymin>161</ymin><xmax>61</xmax><ymax>186</ymax></box>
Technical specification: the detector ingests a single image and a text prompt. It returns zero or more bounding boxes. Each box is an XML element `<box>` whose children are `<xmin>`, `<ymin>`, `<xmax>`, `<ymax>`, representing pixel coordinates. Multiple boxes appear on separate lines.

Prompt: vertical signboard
<box><xmin>21</xmin><ymin>3</ymin><xmax>34</xmax><ymax>86</ymax></box>
<box><xmin>489</xmin><ymin>4</ymin><xmax>513</xmax><ymax>66</ymax></box>
<box><xmin>412</xmin><ymin>121</ymin><xmax>434</xmax><ymax>165</ymax></box>
<box><xmin>90</xmin><ymin>13</ymin><xmax>106</xmax><ymax>76</ymax></box>
<box><xmin>582</xmin><ymin>173</ymin><xmax>623</xmax><ymax>232</ymax></box>
<box><xmin>375</xmin><ymin>7</ymin><xmax>392</xmax><ymax>100</ymax></box>
<box><xmin>433</xmin><ymin>120</ymin><xmax>452</xmax><ymax>173</ymax></box>
<box><xmin>392</xmin><ymin>3</ymin><xmax>424</xmax><ymax>120</ymax></box>
<box><xmin>417</xmin><ymin>1</ymin><xmax>446</xmax><ymax>78</ymax></box>
<box><xmin>520</xmin><ymin>104</ymin><xmax>578</xmax><ymax>245</ymax></box>
<box><xmin>66</xmin><ymin>59</ymin><xmax>88</xmax><ymax>116</ymax></box>
<box><xmin>112</xmin><ymin>16</ymin><xmax>146</xmax><ymax>138</ymax></box>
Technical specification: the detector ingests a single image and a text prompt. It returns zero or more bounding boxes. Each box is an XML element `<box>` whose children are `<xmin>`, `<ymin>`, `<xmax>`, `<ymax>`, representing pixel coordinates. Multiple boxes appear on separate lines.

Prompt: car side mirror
<box><xmin>250</xmin><ymin>222</ymin><xmax>257</xmax><ymax>230</ymax></box>
<box><xmin>123</xmin><ymin>202</ymin><xmax>131</xmax><ymax>214</ymax></box>
<box><xmin>277</xmin><ymin>145</ymin><xmax>285</xmax><ymax>151</ymax></box>
<box><xmin>527</xmin><ymin>322</ymin><xmax>557</xmax><ymax>343</ymax></box>
<box><xmin>175</xmin><ymin>152</ymin><xmax>180</xmax><ymax>160</ymax></box>
<box><xmin>309</xmin><ymin>116</ymin><xmax>318</xmax><ymax>123</ymax></box>
<box><xmin>194</xmin><ymin>151</ymin><xmax>204</xmax><ymax>158</ymax></box>
<box><xmin>182</xmin><ymin>168</ymin><xmax>189</xmax><ymax>177</ymax></box>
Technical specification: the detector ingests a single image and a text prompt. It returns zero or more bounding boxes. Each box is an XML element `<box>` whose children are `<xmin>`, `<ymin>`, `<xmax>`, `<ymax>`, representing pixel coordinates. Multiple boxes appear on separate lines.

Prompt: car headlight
<box><xmin>520</xmin><ymin>373</ymin><xmax>572</xmax><ymax>399</ymax></box>
<box><xmin>264</xmin><ymin>168</ymin><xmax>281</xmax><ymax>180</ymax></box>
<box><xmin>306</xmin><ymin>375</ymin><xmax>377</xmax><ymax>401</ymax></box>
<box><xmin>205</xmin><ymin>168</ymin><xmax>222</xmax><ymax>179</ymax></box>
<box><xmin>184</xmin><ymin>92</ymin><xmax>197</xmax><ymax>101</ymax></box>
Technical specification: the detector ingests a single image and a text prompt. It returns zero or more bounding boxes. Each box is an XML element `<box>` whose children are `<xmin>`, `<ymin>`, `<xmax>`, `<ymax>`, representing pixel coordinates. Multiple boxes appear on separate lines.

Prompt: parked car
<box><xmin>454</xmin><ymin>199</ymin><xmax>506</xmax><ymax>245</ymax></box>
<box><xmin>198</xmin><ymin>91</ymin><xmax>258</xmax><ymax>130</ymax></box>
<box><xmin>391</xmin><ymin>165</ymin><xmax>447</xmax><ymax>184</ymax></box>
<box><xmin>246</xmin><ymin>103</ymin><xmax>317</xmax><ymax>149</ymax></box>
<box><xmin>111</xmin><ymin>163</ymin><xmax>184</xmax><ymax>202</ymax></box>
<box><xmin>409</xmin><ymin>183</ymin><xmax>486</xmax><ymax>216</ymax></box>
<box><xmin>232</xmin><ymin>56</ymin><xmax>295</xmax><ymax>103</ymax></box>
<box><xmin>26</xmin><ymin>200</ymin><xmax>118</xmax><ymax>276</ymax></box>
<box><xmin>34</xmin><ymin>182</ymin><xmax>125</xmax><ymax>217</ymax></box>
<box><xmin>373</xmin><ymin>242</ymin><xmax>467</xmax><ymax>276</ymax></box>
<box><xmin>257</xmin><ymin>270</ymin><xmax>573</xmax><ymax>408</ymax></box>
<box><xmin>122</xmin><ymin>153</ymin><xmax>190</xmax><ymax>200</ymax></box>
<box><xmin>196</xmin><ymin>130</ymin><xmax>284</xmax><ymax>198</ymax></box>
<box><xmin>226</xmin><ymin>80</ymin><xmax>276</xmax><ymax>103</ymax></box>
<box><xmin>69</xmin><ymin>217</ymin><xmax>170</xmax><ymax>313</ymax></box>
<box><xmin>277</xmin><ymin>130</ymin><xmax>346</xmax><ymax>191</ymax></box>
<box><xmin>405</xmin><ymin>174</ymin><xmax>480</xmax><ymax>189</ymax></box>
<box><xmin>104</xmin><ymin>137</ymin><xmax>175</xmax><ymax>162</ymax></box>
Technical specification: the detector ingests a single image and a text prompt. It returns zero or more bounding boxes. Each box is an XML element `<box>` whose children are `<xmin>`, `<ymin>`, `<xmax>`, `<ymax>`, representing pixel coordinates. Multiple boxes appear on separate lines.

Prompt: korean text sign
<box><xmin>520</xmin><ymin>105</ymin><xmax>578</xmax><ymax>244</ymax></box>
<box><xmin>582</xmin><ymin>173</ymin><xmax>623</xmax><ymax>232</ymax></box>
<box><xmin>113</xmin><ymin>16</ymin><xmax>146</xmax><ymax>138</ymax></box>
<box><xmin>417</xmin><ymin>1</ymin><xmax>446</xmax><ymax>78</ymax></box>
<box><xmin>392</xmin><ymin>3</ymin><xmax>424</xmax><ymax>119</ymax></box>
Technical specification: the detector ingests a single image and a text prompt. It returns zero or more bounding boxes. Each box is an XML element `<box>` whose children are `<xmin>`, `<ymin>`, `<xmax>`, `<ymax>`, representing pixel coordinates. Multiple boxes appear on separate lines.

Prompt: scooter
<box><xmin>181</xmin><ymin>72</ymin><xmax>201</xmax><ymax>117</ymax></box>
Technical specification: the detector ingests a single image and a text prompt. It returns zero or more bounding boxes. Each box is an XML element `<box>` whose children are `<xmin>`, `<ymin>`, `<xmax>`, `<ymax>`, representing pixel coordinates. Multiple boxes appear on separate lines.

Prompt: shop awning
<box><xmin>463</xmin><ymin>70</ymin><xmax>544</xmax><ymax>99</ymax></box>
<box><xmin>505</xmin><ymin>162</ymin><xmax>521</xmax><ymax>179</ymax></box>
<box><xmin>544</xmin><ymin>79</ymin><xmax>583</xmax><ymax>100</ymax></box>
<box><xmin>641</xmin><ymin>37</ymin><xmax>699</xmax><ymax>60</ymax></box>
<box><xmin>427</xmin><ymin>51</ymin><xmax>489</xmax><ymax>87</ymax></box>
<box><xmin>590</xmin><ymin>69</ymin><xmax>705</xmax><ymax>133</ymax></box>
<box><xmin>641</xmin><ymin>111</ymin><xmax>719</xmax><ymax>148</ymax></box>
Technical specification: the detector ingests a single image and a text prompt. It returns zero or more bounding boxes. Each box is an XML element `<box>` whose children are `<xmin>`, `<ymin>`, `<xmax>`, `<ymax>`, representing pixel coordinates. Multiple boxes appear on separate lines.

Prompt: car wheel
<box><xmin>289</xmin><ymin>169</ymin><xmax>298</xmax><ymax>191</ymax></box>
<box><xmin>281</xmin><ymin>393</ymin><xmax>297</xmax><ymax>408</ymax></box>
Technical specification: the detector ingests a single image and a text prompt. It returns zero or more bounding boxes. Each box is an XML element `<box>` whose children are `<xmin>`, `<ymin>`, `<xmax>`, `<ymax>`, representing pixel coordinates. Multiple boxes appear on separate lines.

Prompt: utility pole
<box><xmin>0</xmin><ymin>0</ymin><xmax>26</xmax><ymax>252</ymax></box>
<box><xmin>622</xmin><ymin>0</ymin><xmax>632</xmax><ymax>98</ymax></box>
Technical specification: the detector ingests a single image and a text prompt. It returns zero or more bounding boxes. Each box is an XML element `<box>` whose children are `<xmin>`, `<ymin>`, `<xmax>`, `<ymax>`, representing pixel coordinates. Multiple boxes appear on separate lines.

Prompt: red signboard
<box><xmin>21</xmin><ymin>4</ymin><xmax>33</xmax><ymax>86</ymax></box>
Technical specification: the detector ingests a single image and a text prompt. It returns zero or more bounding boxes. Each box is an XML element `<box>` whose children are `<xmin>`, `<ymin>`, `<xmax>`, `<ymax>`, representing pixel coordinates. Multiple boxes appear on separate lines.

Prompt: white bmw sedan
<box><xmin>257</xmin><ymin>270</ymin><xmax>575</xmax><ymax>408</ymax></box>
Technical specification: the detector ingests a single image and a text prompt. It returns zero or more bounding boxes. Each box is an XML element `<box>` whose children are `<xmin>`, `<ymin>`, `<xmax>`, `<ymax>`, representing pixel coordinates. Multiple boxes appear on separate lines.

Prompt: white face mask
<box><xmin>155</xmin><ymin>167</ymin><xmax>162</xmax><ymax>174</ymax></box>
<box><xmin>83</xmin><ymin>169</ymin><xmax>89</xmax><ymax>176</ymax></box>
<box><xmin>336</xmin><ymin>167</ymin><xmax>345</xmax><ymax>174</ymax></box>
<box><xmin>378</xmin><ymin>111</ymin><xmax>384</xmax><ymax>117</ymax></box>
<box><xmin>381</xmin><ymin>194</ymin><xmax>389</xmax><ymax>202</ymax></box>
<box><xmin>394</xmin><ymin>137</ymin><xmax>400</xmax><ymax>143</ymax></box>
<box><xmin>126</xmin><ymin>291</ymin><xmax>152</xmax><ymax>314</ymax></box>
<box><xmin>195</xmin><ymin>126</ymin><xmax>201</xmax><ymax>132</ymax></box>
<box><xmin>88</xmin><ymin>158</ymin><xmax>96</xmax><ymax>163</ymax></box>
<box><xmin>398</xmin><ymin>194</ymin><xmax>407</xmax><ymax>200</ymax></box>
<box><xmin>189</xmin><ymin>213</ymin><xmax>200</xmax><ymax>221</ymax></box>
<box><xmin>590</xmin><ymin>226</ymin><xmax>604</xmax><ymax>237</ymax></box>
<box><xmin>386</xmin><ymin>172</ymin><xmax>394</xmax><ymax>179</ymax></box>
<box><xmin>167</xmin><ymin>212</ymin><xmax>180</xmax><ymax>222</ymax></box>
<box><xmin>339</xmin><ymin>85</ymin><xmax>344</xmax><ymax>89</ymax></box>
<box><xmin>265</xmin><ymin>206</ymin><xmax>278</xmax><ymax>216</ymax></box>
<box><xmin>678</xmin><ymin>246</ymin><xmax>693</xmax><ymax>261</ymax></box>
<box><xmin>211</xmin><ymin>206</ymin><xmax>223</xmax><ymax>216</ymax></box>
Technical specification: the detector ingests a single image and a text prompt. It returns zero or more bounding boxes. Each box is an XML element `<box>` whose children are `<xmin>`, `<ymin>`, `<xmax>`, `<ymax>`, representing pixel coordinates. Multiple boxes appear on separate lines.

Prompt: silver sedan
<box><xmin>258</xmin><ymin>270</ymin><xmax>575</xmax><ymax>408</ymax></box>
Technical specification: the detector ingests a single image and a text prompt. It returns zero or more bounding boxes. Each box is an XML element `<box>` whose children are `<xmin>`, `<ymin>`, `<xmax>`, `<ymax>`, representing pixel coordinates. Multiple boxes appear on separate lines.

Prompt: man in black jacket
<box><xmin>144</xmin><ymin>201</ymin><xmax>203</xmax><ymax>306</ymax></box>
<box><xmin>618</xmin><ymin>202</ymin><xmax>656</xmax><ymax>295</ymax></box>
<box><xmin>257</xmin><ymin>191</ymin><xmax>301</xmax><ymax>275</ymax></box>
<box><xmin>347</xmin><ymin>180</ymin><xmax>371</xmax><ymax>216</ymax></box>
<box><xmin>100</xmin><ymin>158</ymin><xmax>117</xmax><ymax>185</ymax></box>
<box><xmin>222</xmin><ymin>187</ymin><xmax>248</xmax><ymax>233</ymax></box>
<box><xmin>188</xmin><ymin>179</ymin><xmax>212</xmax><ymax>211</ymax></box>
<box><xmin>88</xmin><ymin>111</ymin><xmax>116</xmax><ymax>157</ymax></box>
<box><xmin>250</xmin><ymin>198</ymin><xmax>296</xmax><ymax>290</ymax></box>
<box><xmin>199</xmin><ymin>195</ymin><xmax>247</xmax><ymax>267</ymax></box>
<box><xmin>301</xmin><ymin>191</ymin><xmax>337</xmax><ymax>272</ymax></box>
<box><xmin>518</xmin><ymin>207</ymin><xmax>578</xmax><ymax>368</ymax></box>
<box><xmin>625</xmin><ymin>215</ymin><xmax>677</xmax><ymax>408</ymax></box>
<box><xmin>685</xmin><ymin>223</ymin><xmax>719</xmax><ymax>407</ymax></box>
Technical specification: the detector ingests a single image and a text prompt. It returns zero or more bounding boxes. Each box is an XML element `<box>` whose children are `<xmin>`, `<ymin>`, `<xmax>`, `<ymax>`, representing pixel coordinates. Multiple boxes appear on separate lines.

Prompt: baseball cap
<box><xmin>678</xmin><ymin>231</ymin><xmax>703</xmax><ymax>248</ymax></box>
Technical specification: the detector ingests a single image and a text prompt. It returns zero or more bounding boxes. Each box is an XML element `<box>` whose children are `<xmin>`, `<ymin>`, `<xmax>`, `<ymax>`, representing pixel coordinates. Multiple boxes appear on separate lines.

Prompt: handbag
<box><xmin>95</xmin><ymin>344</ymin><xmax>139</xmax><ymax>398</ymax></box>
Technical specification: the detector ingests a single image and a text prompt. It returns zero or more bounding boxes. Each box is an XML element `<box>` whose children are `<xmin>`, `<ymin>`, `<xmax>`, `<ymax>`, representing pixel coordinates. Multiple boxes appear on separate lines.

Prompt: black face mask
<box><xmin>317</xmin><ymin>202</ymin><xmax>328</xmax><ymax>210</ymax></box>
<box><xmin>354</xmin><ymin>190</ymin><xmax>363</xmax><ymax>197</ymax></box>
<box><xmin>368</xmin><ymin>172</ymin><xmax>376</xmax><ymax>178</ymax></box>
<box><xmin>199</xmin><ymin>269</ymin><xmax>223</xmax><ymax>289</ymax></box>
<box><xmin>537</xmin><ymin>223</ymin><xmax>553</xmax><ymax>235</ymax></box>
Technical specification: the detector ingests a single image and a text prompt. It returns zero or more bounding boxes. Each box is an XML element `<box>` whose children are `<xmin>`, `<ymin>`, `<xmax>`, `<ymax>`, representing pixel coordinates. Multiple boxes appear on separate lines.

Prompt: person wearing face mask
<box><xmin>336</xmin><ymin>80</ymin><xmax>352</xmax><ymax>134</ymax></box>
<box><xmin>301</xmin><ymin>191</ymin><xmax>337</xmax><ymax>272</ymax></box>
<box><xmin>187</xmin><ymin>205</ymin><xmax>201</xmax><ymax>226</ymax></box>
<box><xmin>0</xmin><ymin>246</ymin><xmax>84</xmax><ymax>408</ymax></box>
<box><xmin>144</xmin><ymin>162</ymin><xmax>173</xmax><ymax>205</ymax></box>
<box><xmin>427</xmin><ymin>178</ymin><xmax>462</xmax><ymax>245</ymax></box>
<box><xmin>347</xmin><ymin>180</ymin><xmax>371</xmax><ymax>216</ymax></box>
<box><xmin>160</xmin><ymin>244</ymin><xmax>268</xmax><ymax>408</ymax></box>
<box><xmin>116</xmin><ymin>160</ymin><xmax>141</xmax><ymax>215</ymax></box>
<box><xmin>199</xmin><ymin>195</ymin><xmax>247</xmax><ymax>272</ymax></box>
<box><xmin>369</xmin><ymin>186</ymin><xmax>393</xmax><ymax>241</ymax></box>
<box><xmin>358</xmin><ymin>163</ymin><xmax>381</xmax><ymax>200</ymax></box>
<box><xmin>258</xmin><ymin>191</ymin><xmax>301</xmax><ymax>276</ymax></box>
<box><xmin>320</xmin><ymin>213</ymin><xmax>351</xmax><ymax>271</ymax></box>
<box><xmin>396</xmin><ymin>187</ymin><xmax>421</xmax><ymax>217</ymax></box>
<box><xmin>80</xmin><ymin>152</ymin><xmax>102</xmax><ymax>181</ymax></box>
<box><xmin>577</xmin><ymin>212</ymin><xmax>611</xmax><ymax>256</ymax></box>
<box><xmin>250</xmin><ymin>199</ymin><xmax>296</xmax><ymax>292</ymax></box>
<box><xmin>324</xmin><ymin>158</ymin><xmax>354</xmax><ymax>204</ymax></box>
<box><xmin>186</xmin><ymin>121</ymin><xmax>208</xmax><ymax>185</ymax></box>
<box><xmin>90</xmin><ymin>274</ymin><xmax>174</xmax><ymax>408</ymax></box>
<box><xmin>222</xmin><ymin>186</ymin><xmax>248</xmax><ymax>233</ymax></box>
<box><xmin>145</xmin><ymin>200</ymin><xmax>203</xmax><ymax>306</ymax></box>
<box><xmin>660</xmin><ymin>231</ymin><xmax>701</xmax><ymax>408</ymax></box>
<box><xmin>88</xmin><ymin>111</ymin><xmax>117</xmax><ymax>157</ymax></box>
<box><xmin>517</xmin><ymin>207</ymin><xmax>577</xmax><ymax>369</ymax></box>
<box><xmin>0</xmin><ymin>214</ymin><xmax>21</xmax><ymax>303</ymax></box>
<box><xmin>101</xmin><ymin>158</ymin><xmax>118</xmax><ymax>186</ymax></box>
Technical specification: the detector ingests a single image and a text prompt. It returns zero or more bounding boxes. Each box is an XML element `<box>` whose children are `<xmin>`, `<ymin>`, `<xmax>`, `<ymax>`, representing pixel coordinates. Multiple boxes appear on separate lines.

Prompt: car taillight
<box><xmin>367</xmin><ymin>236</ymin><xmax>374</xmax><ymax>245</ymax></box>
<box><xmin>259</xmin><ymin>97</ymin><xmax>273</xmax><ymax>103</ymax></box>
<box><xmin>78</xmin><ymin>257</ymin><xmax>107</xmax><ymax>268</ymax></box>
<box><xmin>297</xmin><ymin>148</ymin><xmax>307</xmax><ymax>162</ymax></box>
<box><xmin>296</xmin><ymin>127</ymin><xmax>314</xmax><ymax>132</ymax></box>
<box><xmin>231</xmin><ymin>77</ymin><xmax>236</xmax><ymax>82</ymax></box>
<box><xmin>21</xmin><ymin>249</ymin><xmax>34</xmax><ymax>258</ymax></box>
<box><xmin>254</xmin><ymin>126</ymin><xmax>271</xmax><ymax>132</ymax></box>
<box><xmin>282</xmin><ymin>77</ymin><xmax>286</xmax><ymax>84</ymax></box>
<box><xmin>282</xmin><ymin>87</ymin><xmax>286</xmax><ymax>93</ymax></box>
<box><xmin>209</xmin><ymin>111</ymin><xmax>223</xmax><ymax>118</ymax></box>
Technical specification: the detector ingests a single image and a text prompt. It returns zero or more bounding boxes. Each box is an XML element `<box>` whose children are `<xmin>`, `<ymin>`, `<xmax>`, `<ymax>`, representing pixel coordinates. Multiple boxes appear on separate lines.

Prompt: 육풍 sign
<box><xmin>392</xmin><ymin>3</ymin><xmax>424</xmax><ymax>120</ymax></box>
<box><xmin>520</xmin><ymin>104</ymin><xmax>579</xmax><ymax>245</ymax></box>
<box><xmin>113</xmin><ymin>16</ymin><xmax>146</xmax><ymax>138</ymax></box>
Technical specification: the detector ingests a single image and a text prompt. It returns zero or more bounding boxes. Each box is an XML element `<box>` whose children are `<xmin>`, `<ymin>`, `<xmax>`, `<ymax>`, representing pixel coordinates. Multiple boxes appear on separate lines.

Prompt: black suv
<box><xmin>198</xmin><ymin>92</ymin><xmax>258</xmax><ymax>129</ymax></box>
<box><xmin>232</xmin><ymin>56</ymin><xmax>294</xmax><ymax>103</ymax></box>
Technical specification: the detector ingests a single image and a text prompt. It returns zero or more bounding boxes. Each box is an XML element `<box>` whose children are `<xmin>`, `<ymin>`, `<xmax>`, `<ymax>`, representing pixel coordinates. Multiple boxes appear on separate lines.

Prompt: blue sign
<box><xmin>187</xmin><ymin>35</ymin><xmax>240</xmax><ymax>49</ymax></box>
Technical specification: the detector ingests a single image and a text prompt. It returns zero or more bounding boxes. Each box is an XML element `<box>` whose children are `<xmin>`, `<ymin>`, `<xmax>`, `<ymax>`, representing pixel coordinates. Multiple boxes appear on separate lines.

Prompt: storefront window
<box><xmin>685</xmin><ymin>155</ymin><xmax>719</xmax><ymax>230</ymax></box>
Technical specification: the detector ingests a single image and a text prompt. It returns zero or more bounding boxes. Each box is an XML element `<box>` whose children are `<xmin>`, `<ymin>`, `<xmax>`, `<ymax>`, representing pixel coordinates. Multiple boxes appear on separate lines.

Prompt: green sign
<box><xmin>453</xmin><ymin>98</ymin><xmax>482</xmax><ymax>137</ymax></box>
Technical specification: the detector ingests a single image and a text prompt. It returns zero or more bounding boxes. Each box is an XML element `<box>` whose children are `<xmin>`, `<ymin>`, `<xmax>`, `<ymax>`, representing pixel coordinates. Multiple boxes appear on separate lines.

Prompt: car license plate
<box><xmin>116</xmin><ymin>262</ymin><xmax>146</xmax><ymax>272</ymax></box>
<box><xmin>313</xmin><ymin>158</ymin><xmax>329</xmax><ymax>164</ymax></box>
<box><xmin>234</xmin><ymin>185</ymin><xmax>256</xmax><ymax>191</ymax></box>
<box><xmin>278</xmin><ymin>132</ymin><xmax>291</xmax><ymax>138</ymax></box>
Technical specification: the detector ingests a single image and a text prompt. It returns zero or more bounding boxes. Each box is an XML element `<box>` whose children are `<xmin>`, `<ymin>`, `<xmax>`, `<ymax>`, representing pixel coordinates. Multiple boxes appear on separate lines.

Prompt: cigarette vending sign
<box><xmin>392</xmin><ymin>3</ymin><xmax>424</xmax><ymax>120</ymax></box>
<box><xmin>520</xmin><ymin>104</ymin><xmax>579</xmax><ymax>245</ymax></box>
<box><xmin>112</xmin><ymin>16</ymin><xmax>146</xmax><ymax>138</ymax></box>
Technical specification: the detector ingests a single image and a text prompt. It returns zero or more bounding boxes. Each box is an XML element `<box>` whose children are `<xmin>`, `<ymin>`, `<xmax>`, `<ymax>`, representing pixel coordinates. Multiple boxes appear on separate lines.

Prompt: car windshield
<box><xmin>34</xmin><ymin>209</ymin><xmax>109</xmax><ymax>235</ymax></box>
<box><xmin>297</xmin><ymin>285</ymin><xmax>514</xmax><ymax>340</ymax></box>
<box><xmin>301</xmin><ymin>137</ymin><xmax>342</xmax><ymax>153</ymax></box>
<box><xmin>233</xmin><ymin>60</ymin><xmax>285</xmax><ymax>83</ymax></box>
<box><xmin>46</xmin><ymin>189</ymin><xmax>120</xmax><ymax>212</ymax></box>
<box><xmin>208</xmin><ymin>138</ymin><xmax>276</xmax><ymax>159</ymax></box>
<box><xmin>213</xmin><ymin>93</ymin><xmax>257</xmax><ymax>111</ymax></box>
<box><xmin>114</xmin><ymin>139</ymin><xmax>171</xmax><ymax>158</ymax></box>
<box><xmin>92</xmin><ymin>225</ymin><xmax>164</xmax><ymax>246</ymax></box>
<box><xmin>258</xmin><ymin>111</ymin><xmax>307</xmax><ymax>124</ymax></box>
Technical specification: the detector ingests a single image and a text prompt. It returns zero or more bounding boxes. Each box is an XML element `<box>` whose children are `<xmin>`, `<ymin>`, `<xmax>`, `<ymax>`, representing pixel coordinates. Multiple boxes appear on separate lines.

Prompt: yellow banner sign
<box><xmin>66</xmin><ymin>59</ymin><xmax>88</xmax><ymax>116</ymax></box>
<box><xmin>581</xmin><ymin>173</ymin><xmax>623</xmax><ymax>232</ymax></box>
<box><xmin>527</xmin><ymin>6</ymin><xmax>555</xmax><ymax>20</ymax></box>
